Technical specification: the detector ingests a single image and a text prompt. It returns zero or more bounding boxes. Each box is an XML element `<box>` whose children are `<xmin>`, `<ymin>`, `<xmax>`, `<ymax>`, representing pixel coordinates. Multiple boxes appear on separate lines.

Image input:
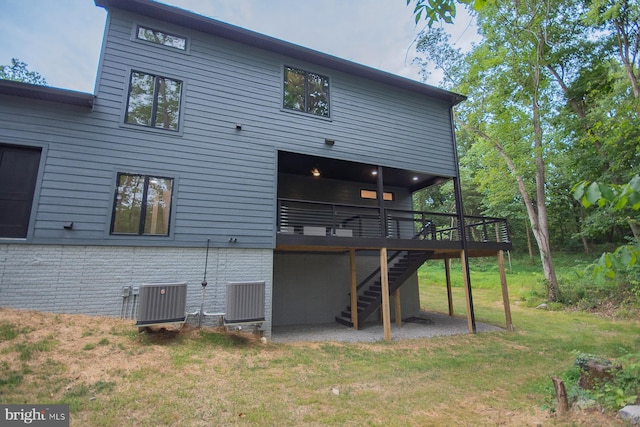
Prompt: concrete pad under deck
<box><xmin>271</xmin><ymin>310</ymin><xmax>502</xmax><ymax>343</ymax></box>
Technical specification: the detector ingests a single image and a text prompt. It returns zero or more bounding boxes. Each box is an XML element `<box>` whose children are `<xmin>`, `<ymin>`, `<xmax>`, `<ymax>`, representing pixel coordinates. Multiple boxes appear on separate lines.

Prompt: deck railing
<box><xmin>277</xmin><ymin>198</ymin><xmax>510</xmax><ymax>244</ymax></box>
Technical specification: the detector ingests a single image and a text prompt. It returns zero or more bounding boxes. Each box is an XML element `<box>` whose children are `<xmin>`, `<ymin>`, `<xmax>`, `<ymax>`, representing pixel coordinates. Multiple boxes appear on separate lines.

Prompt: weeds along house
<box><xmin>0</xmin><ymin>0</ymin><xmax>512</xmax><ymax>339</ymax></box>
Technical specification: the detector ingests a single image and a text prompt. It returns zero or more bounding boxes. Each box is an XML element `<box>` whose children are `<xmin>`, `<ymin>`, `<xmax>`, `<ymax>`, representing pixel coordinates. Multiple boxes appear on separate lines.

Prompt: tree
<box><xmin>411</xmin><ymin>0</ymin><xmax>640</xmax><ymax>301</ymax></box>
<box><xmin>455</xmin><ymin>0</ymin><xmax>568</xmax><ymax>301</ymax></box>
<box><xmin>584</xmin><ymin>0</ymin><xmax>640</xmax><ymax>101</ymax></box>
<box><xmin>0</xmin><ymin>58</ymin><xmax>47</xmax><ymax>85</ymax></box>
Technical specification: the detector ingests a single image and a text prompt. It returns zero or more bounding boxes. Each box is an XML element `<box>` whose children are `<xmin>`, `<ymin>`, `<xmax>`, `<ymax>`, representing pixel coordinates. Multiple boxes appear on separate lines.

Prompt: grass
<box><xmin>0</xmin><ymin>252</ymin><xmax>638</xmax><ymax>426</ymax></box>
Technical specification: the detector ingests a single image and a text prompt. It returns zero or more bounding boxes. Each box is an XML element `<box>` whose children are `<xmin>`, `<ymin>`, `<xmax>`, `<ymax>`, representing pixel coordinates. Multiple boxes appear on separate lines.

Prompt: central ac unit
<box><xmin>136</xmin><ymin>282</ymin><xmax>187</xmax><ymax>327</ymax></box>
<box><xmin>225</xmin><ymin>281</ymin><xmax>265</xmax><ymax>324</ymax></box>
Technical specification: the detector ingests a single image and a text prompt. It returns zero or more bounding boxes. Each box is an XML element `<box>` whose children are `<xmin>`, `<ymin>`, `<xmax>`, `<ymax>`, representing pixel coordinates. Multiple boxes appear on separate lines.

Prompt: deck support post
<box><xmin>497</xmin><ymin>250</ymin><xmax>513</xmax><ymax>330</ymax></box>
<box><xmin>495</xmin><ymin>223</ymin><xmax>513</xmax><ymax>331</ymax></box>
<box><xmin>460</xmin><ymin>250</ymin><xmax>474</xmax><ymax>334</ymax></box>
<box><xmin>394</xmin><ymin>289</ymin><xmax>401</xmax><ymax>326</ymax></box>
<box><xmin>349</xmin><ymin>249</ymin><xmax>358</xmax><ymax>330</ymax></box>
<box><xmin>444</xmin><ymin>258</ymin><xmax>454</xmax><ymax>316</ymax></box>
<box><xmin>380</xmin><ymin>247</ymin><xmax>391</xmax><ymax>341</ymax></box>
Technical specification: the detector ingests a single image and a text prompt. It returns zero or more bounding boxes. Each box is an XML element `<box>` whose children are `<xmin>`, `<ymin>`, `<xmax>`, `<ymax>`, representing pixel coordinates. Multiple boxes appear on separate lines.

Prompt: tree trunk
<box><xmin>532</xmin><ymin>30</ymin><xmax>560</xmax><ymax>302</ymax></box>
<box><xmin>579</xmin><ymin>209</ymin><xmax>591</xmax><ymax>254</ymax></box>
<box><xmin>581</xmin><ymin>235</ymin><xmax>591</xmax><ymax>254</ymax></box>
<box><xmin>525</xmin><ymin>218</ymin><xmax>534</xmax><ymax>260</ymax></box>
<box><xmin>468</xmin><ymin>126</ymin><xmax>560</xmax><ymax>302</ymax></box>
<box><xmin>552</xmin><ymin>376</ymin><xmax>569</xmax><ymax>416</ymax></box>
<box><xmin>628</xmin><ymin>219</ymin><xmax>640</xmax><ymax>240</ymax></box>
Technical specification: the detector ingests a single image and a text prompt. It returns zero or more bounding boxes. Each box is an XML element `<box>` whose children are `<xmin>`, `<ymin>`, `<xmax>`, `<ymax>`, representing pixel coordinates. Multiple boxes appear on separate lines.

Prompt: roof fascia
<box><xmin>0</xmin><ymin>80</ymin><xmax>95</xmax><ymax>108</ymax></box>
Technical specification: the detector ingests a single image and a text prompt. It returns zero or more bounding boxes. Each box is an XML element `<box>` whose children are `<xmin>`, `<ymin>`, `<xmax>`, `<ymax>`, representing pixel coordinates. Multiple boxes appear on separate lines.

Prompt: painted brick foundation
<box><xmin>0</xmin><ymin>245</ymin><xmax>273</xmax><ymax>336</ymax></box>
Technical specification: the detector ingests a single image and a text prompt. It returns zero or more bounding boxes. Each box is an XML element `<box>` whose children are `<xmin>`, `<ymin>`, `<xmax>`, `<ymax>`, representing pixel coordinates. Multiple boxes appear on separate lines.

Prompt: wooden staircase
<box><xmin>335</xmin><ymin>250</ymin><xmax>433</xmax><ymax>328</ymax></box>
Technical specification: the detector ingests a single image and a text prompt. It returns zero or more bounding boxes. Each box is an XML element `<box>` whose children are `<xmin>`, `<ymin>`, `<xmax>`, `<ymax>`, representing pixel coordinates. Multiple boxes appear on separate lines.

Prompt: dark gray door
<box><xmin>0</xmin><ymin>145</ymin><xmax>41</xmax><ymax>238</ymax></box>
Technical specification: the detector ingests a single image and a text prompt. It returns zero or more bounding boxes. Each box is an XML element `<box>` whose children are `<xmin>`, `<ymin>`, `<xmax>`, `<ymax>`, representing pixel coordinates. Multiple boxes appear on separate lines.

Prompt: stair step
<box><xmin>335</xmin><ymin>316</ymin><xmax>353</xmax><ymax>327</ymax></box>
<box><xmin>336</xmin><ymin>250</ymin><xmax>434</xmax><ymax>327</ymax></box>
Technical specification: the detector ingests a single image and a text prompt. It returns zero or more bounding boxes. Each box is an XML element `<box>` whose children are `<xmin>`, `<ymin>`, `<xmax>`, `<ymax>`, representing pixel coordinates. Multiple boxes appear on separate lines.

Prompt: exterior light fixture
<box><xmin>311</xmin><ymin>168</ymin><xmax>321</xmax><ymax>177</ymax></box>
<box><xmin>371</xmin><ymin>170</ymin><xmax>378</xmax><ymax>176</ymax></box>
<box><xmin>412</xmin><ymin>176</ymin><xmax>419</xmax><ymax>181</ymax></box>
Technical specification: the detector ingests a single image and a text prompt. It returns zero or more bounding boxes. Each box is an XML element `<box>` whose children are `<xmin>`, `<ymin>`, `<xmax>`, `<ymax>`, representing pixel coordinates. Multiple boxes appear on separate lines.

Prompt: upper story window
<box><xmin>111</xmin><ymin>173</ymin><xmax>174</xmax><ymax>236</ymax></box>
<box><xmin>283</xmin><ymin>66</ymin><xmax>330</xmax><ymax>117</ymax></box>
<box><xmin>136</xmin><ymin>25</ymin><xmax>187</xmax><ymax>51</ymax></box>
<box><xmin>125</xmin><ymin>71</ymin><xmax>183</xmax><ymax>131</ymax></box>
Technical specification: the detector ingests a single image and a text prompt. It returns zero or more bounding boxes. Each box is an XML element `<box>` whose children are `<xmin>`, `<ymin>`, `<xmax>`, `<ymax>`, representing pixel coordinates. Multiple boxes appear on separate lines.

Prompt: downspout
<box><xmin>449</xmin><ymin>105</ymin><xmax>476</xmax><ymax>333</ymax></box>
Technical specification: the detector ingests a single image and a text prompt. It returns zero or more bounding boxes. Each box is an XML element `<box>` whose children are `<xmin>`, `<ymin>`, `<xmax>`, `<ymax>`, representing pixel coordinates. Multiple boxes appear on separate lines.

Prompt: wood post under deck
<box><xmin>460</xmin><ymin>250</ymin><xmax>475</xmax><ymax>334</ymax></box>
<box><xmin>380</xmin><ymin>247</ymin><xmax>391</xmax><ymax>341</ymax></box>
<box><xmin>498</xmin><ymin>250</ymin><xmax>513</xmax><ymax>330</ymax></box>
<box><xmin>444</xmin><ymin>258</ymin><xmax>454</xmax><ymax>316</ymax></box>
<box><xmin>495</xmin><ymin>224</ymin><xmax>513</xmax><ymax>331</ymax></box>
<box><xmin>394</xmin><ymin>289</ymin><xmax>401</xmax><ymax>326</ymax></box>
<box><xmin>349</xmin><ymin>249</ymin><xmax>358</xmax><ymax>330</ymax></box>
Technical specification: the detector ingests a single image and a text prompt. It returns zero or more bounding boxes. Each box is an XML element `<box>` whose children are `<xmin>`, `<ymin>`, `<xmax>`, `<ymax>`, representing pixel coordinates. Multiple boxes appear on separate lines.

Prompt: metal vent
<box><xmin>225</xmin><ymin>281</ymin><xmax>265</xmax><ymax>324</ymax></box>
<box><xmin>136</xmin><ymin>282</ymin><xmax>187</xmax><ymax>326</ymax></box>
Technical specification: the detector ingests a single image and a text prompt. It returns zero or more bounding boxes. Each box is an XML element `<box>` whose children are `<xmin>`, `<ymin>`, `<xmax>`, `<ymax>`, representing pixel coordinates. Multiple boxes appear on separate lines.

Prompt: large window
<box><xmin>136</xmin><ymin>25</ymin><xmax>187</xmax><ymax>51</ymax></box>
<box><xmin>0</xmin><ymin>145</ymin><xmax>41</xmax><ymax>238</ymax></box>
<box><xmin>283</xmin><ymin>66</ymin><xmax>330</xmax><ymax>117</ymax></box>
<box><xmin>125</xmin><ymin>71</ymin><xmax>183</xmax><ymax>131</ymax></box>
<box><xmin>111</xmin><ymin>174</ymin><xmax>174</xmax><ymax>236</ymax></box>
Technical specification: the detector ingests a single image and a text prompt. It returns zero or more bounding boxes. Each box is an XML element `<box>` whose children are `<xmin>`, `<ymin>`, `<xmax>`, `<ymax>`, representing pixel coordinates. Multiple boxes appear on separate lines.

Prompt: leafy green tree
<box><xmin>413</xmin><ymin>0</ymin><xmax>639</xmax><ymax>301</ymax></box>
<box><xmin>455</xmin><ymin>0</ymin><xmax>574</xmax><ymax>301</ymax></box>
<box><xmin>583</xmin><ymin>0</ymin><xmax>640</xmax><ymax>101</ymax></box>
<box><xmin>407</xmin><ymin>0</ymin><xmax>488</xmax><ymax>26</ymax></box>
<box><xmin>0</xmin><ymin>58</ymin><xmax>47</xmax><ymax>85</ymax></box>
<box><xmin>573</xmin><ymin>175</ymin><xmax>640</xmax><ymax>280</ymax></box>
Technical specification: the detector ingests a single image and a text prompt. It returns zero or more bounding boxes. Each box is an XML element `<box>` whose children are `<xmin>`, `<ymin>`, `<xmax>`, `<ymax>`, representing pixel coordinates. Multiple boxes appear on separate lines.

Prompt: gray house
<box><xmin>0</xmin><ymin>0</ymin><xmax>511</xmax><ymax>339</ymax></box>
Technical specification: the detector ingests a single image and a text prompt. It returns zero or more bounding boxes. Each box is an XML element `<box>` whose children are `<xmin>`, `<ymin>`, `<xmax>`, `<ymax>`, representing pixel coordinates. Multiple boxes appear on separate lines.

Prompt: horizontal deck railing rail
<box><xmin>277</xmin><ymin>198</ymin><xmax>510</xmax><ymax>244</ymax></box>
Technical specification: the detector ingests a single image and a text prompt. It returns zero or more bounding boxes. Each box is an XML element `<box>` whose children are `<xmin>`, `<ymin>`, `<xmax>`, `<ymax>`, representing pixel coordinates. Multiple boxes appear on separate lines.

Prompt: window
<box><xmin>361</xmin><ymin>189</ymin><xmax>394</xmax><ymax>201</ymax></box>
<box><xmin>125</xmin><ymin>71</ymin><xmax>183</xmax><ymax>131</ymax></box>
<box><xmin>136</xmin><ymin>26</ymin><xmax>186</xmax><ymax>50</ymax></box>
<box><xmin>283</xmin><ymin>66</ymin><xmax>329</xmax><ymax>117</ymax></box>
<box><xmin>0</xmin><ymin>145</ymin><xmax>41</xmax><ymax>238</ymax></box>
<box><xmin>111</xmin><ymin>174</ymin><xmax>174</xmax><ymax>236</ymax></box>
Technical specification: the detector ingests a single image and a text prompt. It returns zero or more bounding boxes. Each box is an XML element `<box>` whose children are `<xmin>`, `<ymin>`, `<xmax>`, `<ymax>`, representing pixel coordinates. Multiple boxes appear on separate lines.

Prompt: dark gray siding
<box><xmin>278</xmin><ymin>173</ymin><xmax>413</xmax><ymax>208</ymax></box>
<box><xmin>0</xmin><ymin>8</ymin><xmax>457</xmax><ymax>249</ymax></box>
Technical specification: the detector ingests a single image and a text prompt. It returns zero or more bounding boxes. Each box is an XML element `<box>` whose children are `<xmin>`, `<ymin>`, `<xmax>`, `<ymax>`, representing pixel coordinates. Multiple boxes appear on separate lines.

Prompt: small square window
<box><xmin>136</xmin><ymin>26</ymin><xmax>186</xmax><ymax>50</ymax></box>
<box><xmin>361</xmin><ymin>189</ymin><xmax>394</xmax><ymax>201</ymax></box>
<box><xmin>125</xmin><ymin>71</ymin><xmax>183</xmax><ymax>131</ymax></box>
<box><xmin>283</xmin><ymin>66</ymin><xmax>329</xmax><ymax>117</ymax></box>
<box><xmin>111</xmin><ymin>174</ymin><xmax>174</xmax><ymax>236</ymax></box>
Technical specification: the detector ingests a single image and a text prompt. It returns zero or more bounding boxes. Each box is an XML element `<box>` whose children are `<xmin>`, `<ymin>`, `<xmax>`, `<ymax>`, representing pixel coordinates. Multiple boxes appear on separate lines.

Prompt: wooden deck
<box><xmin>276</xmin><ymin>198</ymin><xmax>512</xmax><ymax>257</ymax></box>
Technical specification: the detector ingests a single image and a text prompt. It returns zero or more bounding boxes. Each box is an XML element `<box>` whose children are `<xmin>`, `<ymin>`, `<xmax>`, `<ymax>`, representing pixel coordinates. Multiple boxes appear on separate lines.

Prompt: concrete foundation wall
<box><xmin>0</xmin><ymin>245</ymin><xmax>273</xmax><ymax>336</ymax></box>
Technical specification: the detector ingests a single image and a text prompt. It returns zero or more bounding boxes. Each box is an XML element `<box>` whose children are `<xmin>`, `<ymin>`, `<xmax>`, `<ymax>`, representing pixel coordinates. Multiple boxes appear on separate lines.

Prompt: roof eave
<box><xmin>0</xmin><ymin>80</ymin><xmax>95</xmax><ymax>108</ymax></box>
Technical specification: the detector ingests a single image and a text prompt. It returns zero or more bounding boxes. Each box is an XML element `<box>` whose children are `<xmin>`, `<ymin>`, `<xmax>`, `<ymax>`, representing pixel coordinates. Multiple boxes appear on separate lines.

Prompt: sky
<box><xmin>0</xmin><ymin>0</ymin><xmax>479</xmax><ymax>94</ymax></box>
